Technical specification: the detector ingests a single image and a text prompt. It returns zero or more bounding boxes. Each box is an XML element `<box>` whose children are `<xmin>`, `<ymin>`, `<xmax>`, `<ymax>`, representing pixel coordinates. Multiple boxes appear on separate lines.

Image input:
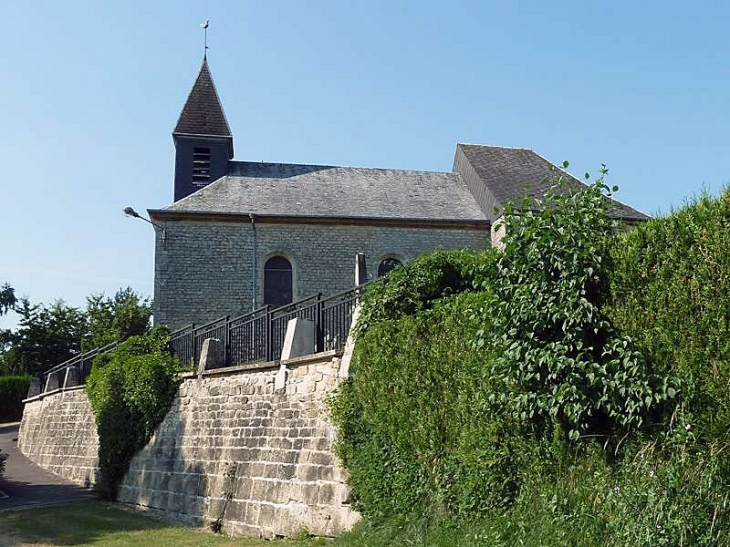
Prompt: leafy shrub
<box><xmin>607</xmin><ymin>188</ymin><xmax>730</xmax><ymax>441</ymax></box>
<box><xmin>0</xmin><ymin>375</ymin><xmax>31</xmax><ymax>422</ymax></box>
<box><xmin>334</xmin><ymin>434</ymin><xmax>730</xmax><ymax>547</ymax></box>
<box><xmin>355</xmin><ymin>249</ymin><xmax>497</xmax><ymax>332</ymax></box>
<box><xmin>86</xmin><ymin>326</ymin><xmax>180</xmax><ymax>499</ymax></box>
<box><xmin>0</xmin><ymin>449</ymin><xmax>6</xmax><ymax>477</ymax></box>
<box><xmin>484</xmin><ymin>168</ymin><xmax>672</xmax><ymax>441</ymax></box>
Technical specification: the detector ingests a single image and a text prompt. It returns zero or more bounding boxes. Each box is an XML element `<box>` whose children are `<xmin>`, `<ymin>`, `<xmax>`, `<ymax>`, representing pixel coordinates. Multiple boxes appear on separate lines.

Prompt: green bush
<box><xmin>86</xmin><ymin>326</ymin><xmax>180</xmax><ymax>500</ymax></box>
<box><xmin>607</xmin><ymin>188</ymin><xmax>730</xmax><ymax>441</ymax></box>
<box><xmin>337</xmin><ymin>248</ymin><xmax>502</xmax><ymax>516</ymax></box>
<box><xmin>485</xmin><ymin>170</ymin><xmax>672</xmax><ymax>441</ymax></box>
<box><xmin>0</xmin><ymin>449</ymin><xmax>6</xmax><ymax>477</ymax></box>
<box><xmin>355</xmin><ymin>249</ymin><xmax>498</xmax><ymax>332</ymax></box>
<box><xmin>0</xmin><ymin>375</ymin><xmax>31</xmax><ymax>422</ymax></box>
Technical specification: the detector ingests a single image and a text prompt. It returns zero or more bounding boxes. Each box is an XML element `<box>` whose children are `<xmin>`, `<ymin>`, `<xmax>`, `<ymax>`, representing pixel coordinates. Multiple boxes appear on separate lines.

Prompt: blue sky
<box><xmin>1</xmin><ymin>1</ymin><xmax>728</xmax><ymax>327</ymax></box>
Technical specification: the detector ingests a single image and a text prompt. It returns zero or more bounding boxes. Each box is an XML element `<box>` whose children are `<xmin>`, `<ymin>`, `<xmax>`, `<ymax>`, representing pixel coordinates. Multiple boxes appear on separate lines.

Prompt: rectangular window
<box><xmin>192</xmin><ymin>147</ymin><xmax>211</xmax><ymax>185</ymax></box>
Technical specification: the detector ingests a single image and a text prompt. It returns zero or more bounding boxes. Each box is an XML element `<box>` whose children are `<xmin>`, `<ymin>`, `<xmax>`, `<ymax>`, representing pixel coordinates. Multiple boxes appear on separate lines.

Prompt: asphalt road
<box><xmin>0</xmin><ymin>422</ymin><xmax>93</xmax><ymax>511</ymax></box>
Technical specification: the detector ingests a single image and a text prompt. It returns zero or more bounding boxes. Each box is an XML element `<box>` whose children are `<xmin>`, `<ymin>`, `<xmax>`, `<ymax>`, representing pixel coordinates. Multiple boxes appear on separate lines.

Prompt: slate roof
<box><xmin>457</xmin><ymin>144</ymin><xmax>649</xmax><ymax>221</ymax></box>
<box><xmin>162</xmin><ymin>160</ymin><xmax>488</xmax><ymax>222</ymax></box>
<box><xmin>173</xmin><ymin>57</ymin><xmax>232</xmax><ymax>137</ymax></box>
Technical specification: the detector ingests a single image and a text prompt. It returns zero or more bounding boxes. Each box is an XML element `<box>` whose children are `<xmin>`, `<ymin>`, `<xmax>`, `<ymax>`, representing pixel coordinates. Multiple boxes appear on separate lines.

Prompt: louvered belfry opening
<box><xmin>192</xmin><ymin>147</ymin><xmax>212</xmax><ymax>185</ymax></box>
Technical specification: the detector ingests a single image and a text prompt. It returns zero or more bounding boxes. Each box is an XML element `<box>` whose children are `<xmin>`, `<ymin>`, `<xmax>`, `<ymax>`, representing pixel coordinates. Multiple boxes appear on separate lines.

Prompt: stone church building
<box><xmin>149</xmin><ymin>57</ymin><xmax>647</xmax><ymax>330</ymax></box>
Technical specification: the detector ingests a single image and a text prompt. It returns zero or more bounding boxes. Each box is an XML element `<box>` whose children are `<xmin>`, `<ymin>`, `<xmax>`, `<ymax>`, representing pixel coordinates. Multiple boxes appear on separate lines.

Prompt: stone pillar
<box><xmin>63</xmin><ymin>366</ymin><xmax>80</xmax><ymax>389</ymax></box>
<box><xmin>280</xmin><ymin>318</ymin><xmax>315</xmax><ymax>361</ymax></box>
<box><xmin>197</xmin><ymin>338</ymin><xmax>220</xmax><ymax>378</ymax></box>
<box><xmin>355</xmin><ymin>252</ymin><xmax>367</xmax><ymax>286</ymax></box>
<box><xmin>26</xmin><ymin>377</ymin><xmax>42</xmax><ymax>398</ymax></box>
<box><xmin>339</xmin><ymin>306</ymin><xmax>360</xmax><ymax>379</ymax></box>
<box><xmin>491</xmin><ymin>216</ymin><xmax>505</xmax><ymax>250</ymax></box>
<box><xmin>43</xmin><ymin>371</ymin><xmax>60</xmax><ymax>393</ymax></box>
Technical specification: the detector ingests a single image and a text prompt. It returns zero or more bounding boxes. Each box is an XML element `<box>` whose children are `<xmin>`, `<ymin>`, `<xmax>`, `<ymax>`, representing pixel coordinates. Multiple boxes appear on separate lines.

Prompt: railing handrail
<box><xmin>169</xmin><ymin>323</ymin><xmax>195</xmax><ymax>338</ymax></box>
<box><xmin>229</xmin><ymin>305</ymin><xmax>270</xmax><ymax>326</ymax></box>
<box><xmin>44</xmin><ymin>340</ymin><xmax>120</xmax><ymax>378</ymax></box>
<box><xmin>191</xmin><ymin>315</ymin><xmax>229</xmax><ymax>333</ymax></box>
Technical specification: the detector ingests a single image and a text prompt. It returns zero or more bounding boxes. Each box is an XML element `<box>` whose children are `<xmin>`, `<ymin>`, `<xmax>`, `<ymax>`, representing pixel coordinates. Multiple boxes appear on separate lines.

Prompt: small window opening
<box><xmin>378</xmin><ymin>258</ymin><xmax>402</xmax><ymax>278</ymax></box>
<box><xmin>192</xmin><ymin>147</ymin><xmax>211</xmax><ymax>185</ymax></box>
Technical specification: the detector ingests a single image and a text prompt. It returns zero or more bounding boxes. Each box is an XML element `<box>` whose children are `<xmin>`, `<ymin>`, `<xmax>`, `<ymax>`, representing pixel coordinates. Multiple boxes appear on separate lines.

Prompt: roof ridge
<box><xmin>228</xmin><ymin>159</ymin><xmax>456</xmax><ymax>176</ymax></box>
<box><xmin>457</xmin><ymin>142</ymin><xmax>533</xmax><ymax>151</ymax></box>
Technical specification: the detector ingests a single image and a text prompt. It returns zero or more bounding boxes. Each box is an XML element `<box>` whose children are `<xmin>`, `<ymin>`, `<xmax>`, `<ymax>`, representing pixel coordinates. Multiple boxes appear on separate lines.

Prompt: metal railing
<box><xmin>39</xmin><ymin>283</ymin><xmax>368</xmax><ymax>389</ymax></box>
<box><xmin>43</xmin><ymin>341</ymin><xmax>119</xmax><ymax>386</ymax></box>
<box><xmin>169</xmin><ymin>283</ymin><xmax>368</xmax><ymax>370</ymax></box>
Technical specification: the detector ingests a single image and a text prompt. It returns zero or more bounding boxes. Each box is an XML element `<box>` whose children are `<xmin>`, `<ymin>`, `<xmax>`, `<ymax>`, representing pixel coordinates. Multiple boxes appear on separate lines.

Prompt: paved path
<box><xmin>0</xmin><ymin>423</ymin><xmax>93</xmax><ymax>511</ymax></box>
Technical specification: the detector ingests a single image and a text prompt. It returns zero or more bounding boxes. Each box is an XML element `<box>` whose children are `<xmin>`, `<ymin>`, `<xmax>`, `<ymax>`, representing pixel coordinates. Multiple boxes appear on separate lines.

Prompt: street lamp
<box><xmin>123</xmin><ymin>207</ymin><xmax>155</xmax><ymax>226</ymax></box>
<box><xmin>123</xmin><ymin>206</ymin><xmax>166</xmax><ymax>247</ymax></box>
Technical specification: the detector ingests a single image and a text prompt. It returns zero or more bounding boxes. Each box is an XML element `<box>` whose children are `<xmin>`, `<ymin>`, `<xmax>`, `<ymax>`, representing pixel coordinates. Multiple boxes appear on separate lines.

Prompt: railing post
<box><xmin>224</xmin><ymin>315</ymin><xmax>230</xmax><ymax>367</ymax></box>
<box><xmin>189</xmin><ymin>324</ymin><xmax>195</xmax><ymax>369</ymax></box>
<box><xmin>316</xmin><ymin>294</ymin><xmax>324</xmax><ymax>353</ymax></box>
<box><xmin>265</xmin><ymin>306</ymin><xmax>272</xmax><ymax>362</ymax></box>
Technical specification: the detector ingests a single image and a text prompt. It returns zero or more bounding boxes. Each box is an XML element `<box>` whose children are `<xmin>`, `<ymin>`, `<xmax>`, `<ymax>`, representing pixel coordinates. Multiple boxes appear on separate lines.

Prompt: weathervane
<box><xmin>201</xmin><ymin>19</ymin><xmax>209</xmax><ymax>57</ymax></box>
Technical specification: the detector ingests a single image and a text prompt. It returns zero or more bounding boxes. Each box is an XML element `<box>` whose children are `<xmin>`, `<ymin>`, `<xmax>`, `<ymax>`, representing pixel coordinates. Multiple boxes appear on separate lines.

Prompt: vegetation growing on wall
<box><xmin>86</xmin><ymin>326</ymin><xmax>180</xmax><ymax>500</ymax></box>
<box><xmin>0</xmin><ymin>375</ymin><xmax>31</xmax><ymax>422</ymax></box>
<box><xmin>333</xmin><ymin>170</ymin><xmax>730</xmax><ymax>545</ymax></box>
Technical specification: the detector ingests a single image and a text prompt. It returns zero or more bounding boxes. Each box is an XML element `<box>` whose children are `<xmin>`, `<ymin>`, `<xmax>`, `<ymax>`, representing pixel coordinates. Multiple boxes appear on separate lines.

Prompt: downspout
<box><xmin>249</xmin><ymin>213</ymin><xmax>257</xmax><ymax>309</ymax></box>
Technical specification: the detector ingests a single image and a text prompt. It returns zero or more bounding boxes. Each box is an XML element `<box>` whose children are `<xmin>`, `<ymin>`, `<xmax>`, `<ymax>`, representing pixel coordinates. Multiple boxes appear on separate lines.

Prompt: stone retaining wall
<box><xmin>18</xmin><ymin>387</ymin><xmax>100</xmax><ymax>486</ymax></box>
<box><xmin>18</xmin><ymin>351</ymin><xmax>358</xmax><ymax>538</ymax></box>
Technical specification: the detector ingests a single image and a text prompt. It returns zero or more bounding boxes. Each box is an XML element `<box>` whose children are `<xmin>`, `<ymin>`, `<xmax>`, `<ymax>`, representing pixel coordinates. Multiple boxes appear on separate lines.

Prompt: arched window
<box><xmin>264</xmin><ymin>256</ymin><xmax>293</xmax><ymax>307</ymax></box>
<box><xmin>378</xmin><ymin>257</ymin><xmax>402</xmax><ymax>278</ymax></box>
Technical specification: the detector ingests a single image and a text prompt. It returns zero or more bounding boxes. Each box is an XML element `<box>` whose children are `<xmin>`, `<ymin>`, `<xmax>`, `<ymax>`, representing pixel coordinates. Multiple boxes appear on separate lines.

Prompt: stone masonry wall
<box><xmin>18</xmin><ymin>351</ymin><xmax>358</xmax><ymax>538</ymax></box>
<box><xmin>18</xmin><ymin>387</ymin><xmax>100</xmax><ymax>487</ymax></box>
<box><xmin>154</xmin><ymin>220</ymin><xmax>489</xmax><ymax>330</ymax></box>
<box><xmin>118</xmin><ymin>351</ymin><xmax>357</xmax><ymax>537</ymax></box>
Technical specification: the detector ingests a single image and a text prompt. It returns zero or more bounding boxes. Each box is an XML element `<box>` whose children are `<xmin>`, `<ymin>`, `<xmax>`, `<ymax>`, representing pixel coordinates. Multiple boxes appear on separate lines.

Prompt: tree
<box><xmin>0</xmin><ymin>287</ymin><xmax>152</xmax><ymax>377</ymax></box>
<box><xmin>0</xmin><ymin>283</ymin><xmax>17</xmax><ymax>364</ymax></box>
<box><xmin>82</xmin><ymin>288</ymin><xmax>152</xmax><ymax>351</ymax></box>
<box><xmin>0</xmin><ymin>299</ymin><xmax>87</xmax><ymax>376</ymax></box>
<box><xmin>0</xmin><ymin>283</ymin><xmax>16</xmax><ymax>316</ymax></box>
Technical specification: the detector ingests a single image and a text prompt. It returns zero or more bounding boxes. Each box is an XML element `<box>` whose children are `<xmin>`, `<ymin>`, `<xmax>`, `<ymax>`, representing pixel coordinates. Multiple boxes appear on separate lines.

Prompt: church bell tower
<box><xmin>172</xmin><ymin>56</ymin><xmax>234</xmax><ymax>202</ymax></box>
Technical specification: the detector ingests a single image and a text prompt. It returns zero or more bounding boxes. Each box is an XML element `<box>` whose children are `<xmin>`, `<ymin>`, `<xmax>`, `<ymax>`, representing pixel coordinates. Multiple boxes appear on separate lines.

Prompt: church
<box><xmin>149</xmin><ymin>57</ymin><xmax>647</xmax><ymax>331</ymax></box>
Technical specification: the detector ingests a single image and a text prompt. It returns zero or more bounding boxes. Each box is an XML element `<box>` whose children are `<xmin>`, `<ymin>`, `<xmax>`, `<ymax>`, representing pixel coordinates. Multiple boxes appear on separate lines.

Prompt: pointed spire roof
<box><xmin>174</xmin><ymin>57</ymin><xmax>232</xmax><ymax>137</ymax></box>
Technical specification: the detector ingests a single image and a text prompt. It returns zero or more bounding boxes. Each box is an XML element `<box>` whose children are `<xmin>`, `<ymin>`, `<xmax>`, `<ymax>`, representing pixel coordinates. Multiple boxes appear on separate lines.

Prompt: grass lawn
<box><xmin>0</xmin><ymin>500</ymin><xmax>327</xmax><ymax>547</ymax></box>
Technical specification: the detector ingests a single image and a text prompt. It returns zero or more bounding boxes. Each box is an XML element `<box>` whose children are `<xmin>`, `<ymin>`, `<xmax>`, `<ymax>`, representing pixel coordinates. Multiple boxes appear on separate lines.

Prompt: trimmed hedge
<box><xmin>0</xmin><ymin>375</ymin><xmax>31</xmax><ymax>422</ymax></box>
<box><xmin>607</xmin><ymin>188</ymin><xmax>730</xmax><ymax>440</ymax></box>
